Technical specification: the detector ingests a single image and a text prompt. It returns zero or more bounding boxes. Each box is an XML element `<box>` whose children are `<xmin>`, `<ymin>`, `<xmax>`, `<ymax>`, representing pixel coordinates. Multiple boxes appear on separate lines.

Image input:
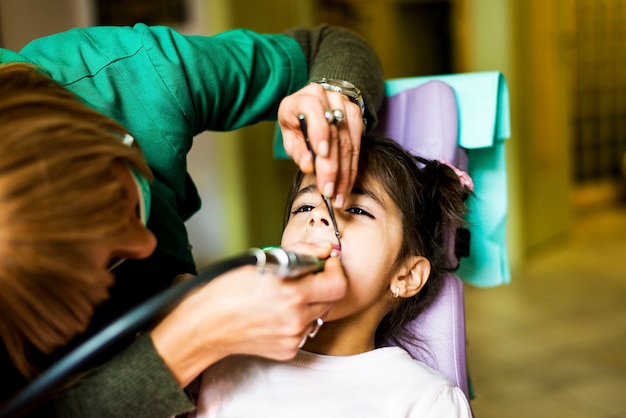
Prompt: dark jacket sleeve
<box><xmin>51</xmin><ymin>335</ymin><xmax>194</xmax><ymax>418</ymax></box>
<box><xmin>284</xmin><ymin>25</ymin><xmax>385</xmax><ymax>131</ymax></box>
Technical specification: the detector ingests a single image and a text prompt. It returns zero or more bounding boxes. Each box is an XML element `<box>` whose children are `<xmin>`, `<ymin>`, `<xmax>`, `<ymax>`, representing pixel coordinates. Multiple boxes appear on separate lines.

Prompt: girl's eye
<box><xmin>292</xmin><ymin>204</ymin><xmax>314</xmax><ymax>214</ymax></box>
<box><xmin>346</xmin><ymin>207</ymin><xmax>374</xmax><ymax>218</ymax></box>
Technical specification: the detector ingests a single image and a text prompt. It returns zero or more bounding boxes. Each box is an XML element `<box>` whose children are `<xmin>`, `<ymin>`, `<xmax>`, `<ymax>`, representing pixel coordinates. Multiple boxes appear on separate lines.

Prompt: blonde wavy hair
<box><xmin>0</xmin><ymin>63</ymin><xmax>153</xmax><ymax>378</ymax></box>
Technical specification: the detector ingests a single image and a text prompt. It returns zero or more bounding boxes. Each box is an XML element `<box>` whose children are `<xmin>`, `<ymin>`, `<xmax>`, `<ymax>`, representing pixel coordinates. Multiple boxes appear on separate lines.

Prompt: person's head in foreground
<box><xmin>281</xmin><ymin>134</ymin><xmax>471</xmax><ymax>354</ymax></box>
<box><xmin>0</xmin><ymin>63</ymin><xmax>156</xmax><ymax>379</ymax></box>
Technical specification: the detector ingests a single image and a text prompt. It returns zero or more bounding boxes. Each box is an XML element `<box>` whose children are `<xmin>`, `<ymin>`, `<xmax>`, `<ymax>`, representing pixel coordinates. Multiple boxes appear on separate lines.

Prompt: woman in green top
<box><xmin>0</xmin><ymin>24</ymin><xmax>383</xmax><ymax>417</ymax></box>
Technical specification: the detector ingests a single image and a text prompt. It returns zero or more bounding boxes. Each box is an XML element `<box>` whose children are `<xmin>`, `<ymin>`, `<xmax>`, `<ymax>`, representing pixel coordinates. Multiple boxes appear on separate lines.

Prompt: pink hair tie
<box><xmin>437</xmin><ymin>159</ymin><xmax>474</xmax><ymax>192</ymax></box>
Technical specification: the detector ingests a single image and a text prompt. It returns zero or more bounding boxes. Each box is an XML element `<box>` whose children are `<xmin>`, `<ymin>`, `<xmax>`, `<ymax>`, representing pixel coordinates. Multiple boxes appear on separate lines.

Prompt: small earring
<box><xmin>392</xmin><ymin>287</ymin><xmax>400</xmax><ymax>299</ymax></box>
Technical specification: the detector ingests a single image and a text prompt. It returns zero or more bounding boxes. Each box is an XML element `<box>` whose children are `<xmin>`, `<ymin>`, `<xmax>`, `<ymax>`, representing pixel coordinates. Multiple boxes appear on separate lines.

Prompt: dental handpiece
<box><xmin>253</xmin><ymin>247</ymin><xmax>325</xmax><ymax>279</ymax></box>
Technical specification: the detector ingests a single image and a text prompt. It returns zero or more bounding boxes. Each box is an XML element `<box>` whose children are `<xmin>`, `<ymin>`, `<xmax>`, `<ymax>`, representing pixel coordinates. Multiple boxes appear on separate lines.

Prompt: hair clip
<box><xmin>437</xmin><ymin>159</ymin><xmax>474</xmax><ymax>192</ymax></box>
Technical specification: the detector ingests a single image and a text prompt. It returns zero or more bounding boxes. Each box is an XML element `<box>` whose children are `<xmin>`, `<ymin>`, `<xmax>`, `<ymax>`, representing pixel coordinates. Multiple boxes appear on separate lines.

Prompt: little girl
<box><xmin>187</xmin><ymin>135</ymin><xmax>473</xmax><ymax>417</ymax></box>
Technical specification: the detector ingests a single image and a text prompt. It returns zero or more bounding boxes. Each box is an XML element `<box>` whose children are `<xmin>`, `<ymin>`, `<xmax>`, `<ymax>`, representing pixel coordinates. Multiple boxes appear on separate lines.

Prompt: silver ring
<box><xmin>324</xmin><ymin>110</ymin><xmax>334</xmax><ymax>124</ymax></box>
<box><xmin>331</xmin><ymin>109</ymin><xmax>345</xmax><ymax>124</ymax></box>
<box><xmin>308</xmin><ymin>317</ymin><xmax>324</xmax><ymax>338</ymax></box>
<box><xmin>298</xmin><ymin>317</ymin><xmax>324</xmax><ymax>348</ymax></box>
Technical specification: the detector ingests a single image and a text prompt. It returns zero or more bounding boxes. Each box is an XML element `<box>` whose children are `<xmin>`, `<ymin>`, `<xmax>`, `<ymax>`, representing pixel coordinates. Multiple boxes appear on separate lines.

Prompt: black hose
<box><xmin>0</xmin><ymin>251</ymin><xmax>258</xmax><ymax>418</ymax></box>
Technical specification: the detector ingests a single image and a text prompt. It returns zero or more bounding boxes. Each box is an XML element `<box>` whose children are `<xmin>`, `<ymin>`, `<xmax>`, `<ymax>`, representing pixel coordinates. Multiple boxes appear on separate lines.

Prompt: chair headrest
<box><xmin>375</xmin><ymin>80</ymin><xmax>467</xmax><ymax>171</ymax></box>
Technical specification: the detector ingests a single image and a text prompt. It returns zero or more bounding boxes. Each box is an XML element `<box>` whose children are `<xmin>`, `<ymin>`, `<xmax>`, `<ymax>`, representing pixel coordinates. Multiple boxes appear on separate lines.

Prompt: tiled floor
<box><xmin>465</xmin><ymin>204</ymin><xmax>626</xmax><ymax>418</ymax></box>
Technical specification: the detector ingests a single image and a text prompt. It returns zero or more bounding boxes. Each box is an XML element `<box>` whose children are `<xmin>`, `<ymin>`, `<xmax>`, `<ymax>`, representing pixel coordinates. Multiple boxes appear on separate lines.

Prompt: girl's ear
<box><xmin>390</xmin><ymin>256</ymin><xmax>431</xmax><ymax>298</ymax></box>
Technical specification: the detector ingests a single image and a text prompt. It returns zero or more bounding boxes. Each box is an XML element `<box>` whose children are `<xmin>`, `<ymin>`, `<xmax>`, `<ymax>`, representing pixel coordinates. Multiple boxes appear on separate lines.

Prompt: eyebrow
<box><xmin>296</xmin><ymin>183</ymin><xmax>320</xmax><ymax>197</ymax></box>
<box><xmin>296</xmin><ymin>182</ymin><xmax>386</xmax><ymax>209</ymax></box>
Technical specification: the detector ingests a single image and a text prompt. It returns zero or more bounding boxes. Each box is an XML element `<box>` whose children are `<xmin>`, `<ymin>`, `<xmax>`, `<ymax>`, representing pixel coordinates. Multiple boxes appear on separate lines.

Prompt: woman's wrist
<box><xmin>150</xmin><ymin>288</ymin><xmax>231</xmax><ymax>387</ymax></box>
<box><xmin>310</xmin><ymin>78</ymin><xmax>367</xmax><ymax>130</ymax></box>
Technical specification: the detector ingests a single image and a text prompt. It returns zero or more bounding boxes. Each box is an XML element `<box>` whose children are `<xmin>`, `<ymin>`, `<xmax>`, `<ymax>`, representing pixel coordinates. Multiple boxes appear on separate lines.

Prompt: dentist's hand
<box><xmin>150</xmin><ymin>242</ymin><xmax>347</xmax><ymax>387</ymax></box>
<box><xmin>278</xmin><ymin>83</ymin><xmax>364</xmax><ymax>208</ymax></box>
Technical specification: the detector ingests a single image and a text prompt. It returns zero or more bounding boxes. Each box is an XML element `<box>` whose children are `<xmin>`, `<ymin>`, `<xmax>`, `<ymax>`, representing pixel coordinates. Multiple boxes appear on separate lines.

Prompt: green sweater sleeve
<box><xmin>52</xmin><ymin>335</ymin><xmax>193</xmax><ymax>418</ymax></box>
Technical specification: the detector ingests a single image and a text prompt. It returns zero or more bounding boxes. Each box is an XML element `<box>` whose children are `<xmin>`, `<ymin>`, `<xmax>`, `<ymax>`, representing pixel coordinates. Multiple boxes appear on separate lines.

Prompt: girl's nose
<box><xmin>307</xmin><ymin>206</ymin><xmax>332</xmax><ymax>229</ymax></box>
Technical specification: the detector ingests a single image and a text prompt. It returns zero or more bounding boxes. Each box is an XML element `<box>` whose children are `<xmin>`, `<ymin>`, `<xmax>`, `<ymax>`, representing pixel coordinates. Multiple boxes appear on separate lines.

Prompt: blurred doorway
<box><xmin>314</xmin><ymin>0</ymin><xmax>456</xmax><ymax>78</ymax></box>
<box><xmin>572</xmin><ymin>0</ymin><xmax>626</xmax><ymax>208</ymax></box>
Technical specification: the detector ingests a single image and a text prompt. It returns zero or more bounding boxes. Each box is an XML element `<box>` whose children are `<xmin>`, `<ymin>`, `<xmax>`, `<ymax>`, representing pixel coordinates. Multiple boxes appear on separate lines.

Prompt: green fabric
<box><xmin>7</xmin><ymin>23</ymin><xmax>308</xmax><ymax>267</ymax></box>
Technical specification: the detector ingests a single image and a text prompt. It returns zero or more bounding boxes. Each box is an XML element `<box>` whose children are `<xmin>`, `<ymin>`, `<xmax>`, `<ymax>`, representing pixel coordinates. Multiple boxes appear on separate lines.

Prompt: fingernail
<box><xmin>333</xmin><ymin>193</ymin><xmax>344</xmax><ymax>208</ymax></box>
<box><xmin>323</xmin><ymin>182</ymin><xmax>334</xmax><ymax>198</ymax></box>
<box><xmin>318</xmin><ymin>141</ymin><xmax>329</xmax><ymax>157</ymax></box>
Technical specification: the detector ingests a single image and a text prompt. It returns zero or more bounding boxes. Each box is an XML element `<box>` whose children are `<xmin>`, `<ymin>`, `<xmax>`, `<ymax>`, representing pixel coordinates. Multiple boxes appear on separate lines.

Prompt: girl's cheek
<box><xmin>280</xmin><ymin>224</ymin><xmax>299</xmax><ymax>245</ymax></box>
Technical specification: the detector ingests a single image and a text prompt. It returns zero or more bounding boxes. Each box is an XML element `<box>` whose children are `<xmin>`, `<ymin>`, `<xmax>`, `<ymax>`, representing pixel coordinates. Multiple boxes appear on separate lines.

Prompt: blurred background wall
<box><xmin>1</xmin><ymin>0</ymin><xmax>622</xmax><ymax>274</ymax></box>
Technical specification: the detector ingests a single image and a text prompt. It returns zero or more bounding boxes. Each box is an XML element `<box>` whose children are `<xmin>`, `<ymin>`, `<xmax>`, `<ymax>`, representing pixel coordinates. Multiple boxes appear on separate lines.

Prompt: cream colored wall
<box><xmin>457</xmin><ymin>0</ymin><xmax>574</xmax><ymax>270</ymax></box>
<box><xmin>449</xmin><ymin>0</ymin><xmax>518</xmax><ymax>272</ymax></box>
<box><xmin>512</xmin><ymin>0</ymin><xmax>574</xmax><ymax>255</ymax></box>
<box><xmin>0</xmin><ymin>0</ymin><xmax>91</xmax><ymax>49</ymax></box>
<box><xmin>455</xmin><ymin>0</ymin><xmax>523</xmax><ymax>269</ymax></box>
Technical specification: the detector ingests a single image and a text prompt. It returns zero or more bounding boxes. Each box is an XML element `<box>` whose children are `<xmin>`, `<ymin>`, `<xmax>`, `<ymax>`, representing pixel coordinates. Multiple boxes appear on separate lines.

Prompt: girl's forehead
<box><xmin>299</xmin><ymin>170</ymin><xmax>384</xmax><ymax>189</ymax></box>
<box><xmin>298</xmin><ymin>172</ymin><xmax>393</xmax><ymax>209</ymax></box>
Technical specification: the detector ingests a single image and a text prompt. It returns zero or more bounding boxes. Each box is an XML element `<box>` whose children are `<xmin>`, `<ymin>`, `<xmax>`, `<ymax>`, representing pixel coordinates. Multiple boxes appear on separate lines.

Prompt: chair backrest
<box><xmin>374</xmin><ymin>79</ymin><xmax>470</xmax><ymax>397</ymax></box>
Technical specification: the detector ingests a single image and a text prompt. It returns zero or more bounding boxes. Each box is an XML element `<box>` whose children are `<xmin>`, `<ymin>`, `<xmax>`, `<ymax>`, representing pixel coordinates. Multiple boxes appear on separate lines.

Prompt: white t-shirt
<box><xmin>188</xmin><ymin>347</ymin><xmax>472</xmax><ymax>418</ymax></box>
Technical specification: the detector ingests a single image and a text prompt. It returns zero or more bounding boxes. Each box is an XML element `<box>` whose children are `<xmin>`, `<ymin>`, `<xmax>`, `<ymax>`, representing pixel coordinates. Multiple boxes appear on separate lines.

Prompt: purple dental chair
<box><xmin>374</xmin><ymin>79</ymin><xmax>470</xmax><ymax>396</ymax></box>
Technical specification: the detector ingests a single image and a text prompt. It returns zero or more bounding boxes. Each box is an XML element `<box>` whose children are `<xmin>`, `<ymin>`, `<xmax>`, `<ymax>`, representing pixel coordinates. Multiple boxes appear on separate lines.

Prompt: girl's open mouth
<box><xmin>330</xmin><ymin>244</ymin><xmax>342</xmax><ymax>258</ymax></box>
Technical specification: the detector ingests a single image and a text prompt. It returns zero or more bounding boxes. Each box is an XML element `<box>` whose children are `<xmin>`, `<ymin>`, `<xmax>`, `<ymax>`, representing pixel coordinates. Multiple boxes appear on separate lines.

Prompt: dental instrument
<box><xmin>297</xmin><ymin>114</ymin><xmax>342</xmax><ymax>249</ymax></box>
